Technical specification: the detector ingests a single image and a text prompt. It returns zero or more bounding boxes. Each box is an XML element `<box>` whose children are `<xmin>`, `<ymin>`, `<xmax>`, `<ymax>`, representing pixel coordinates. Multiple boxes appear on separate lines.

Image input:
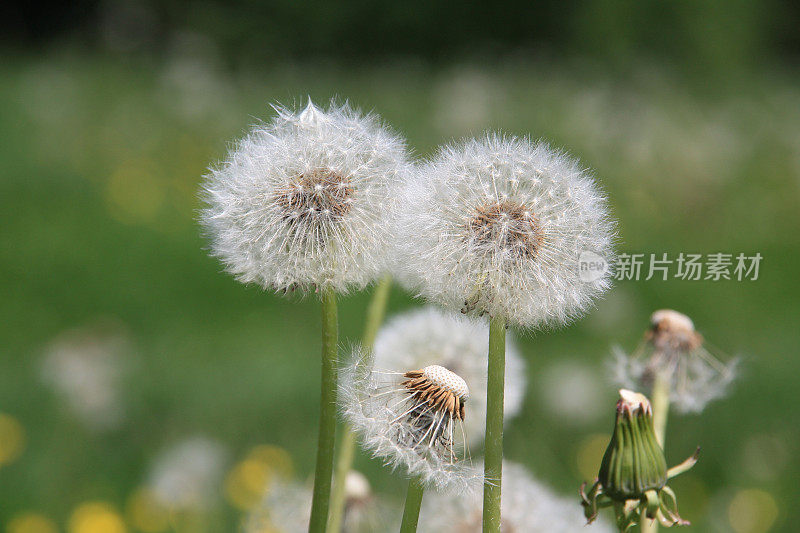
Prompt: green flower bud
<box><xmin>580</xmin><ymin>390</ymin><xmax>699</xmax><ymax>530</ymax></box>
<box><xmin>598</xmin><ymin>389</ymin><xmax>667</xmax><ymax>501</ymax></box>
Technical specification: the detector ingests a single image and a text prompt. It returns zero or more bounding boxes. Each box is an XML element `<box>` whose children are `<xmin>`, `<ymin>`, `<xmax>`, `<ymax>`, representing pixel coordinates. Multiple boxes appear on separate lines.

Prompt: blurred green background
<box><xmin>2</xmin><ymin>1</ymin><xmax>799</xmax><ymax>532</ymax></box>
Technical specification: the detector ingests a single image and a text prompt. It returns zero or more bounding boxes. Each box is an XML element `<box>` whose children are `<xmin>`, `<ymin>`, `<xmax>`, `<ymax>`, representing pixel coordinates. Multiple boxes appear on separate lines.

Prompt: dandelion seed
<box><xmin>373</xmin><ymin>306</ymin><xmax>526</xmax><ymax>445</ymax></box>
<box><xmin>340</xmin><ymin>351</ymin><xmax>482</xmax><ymax>493</ymax></box>
<box><xmin>419</xmin><ymin>461</ymin><xmax>614</xmax><ymax>532</ymax></box>
<box><xmin>610</xmin><ymin>309</ymin><xmax>738</xmax><ymax>413</ymax></box>
<box><xmin>201</xmin><ymin>99</ymin><xmax>410</xmax><ymax>294</ymax></box>
<box><xmin>394</xmin><ymin>134</ymin><xmax>615</xmax><ymax>328</ymax></box>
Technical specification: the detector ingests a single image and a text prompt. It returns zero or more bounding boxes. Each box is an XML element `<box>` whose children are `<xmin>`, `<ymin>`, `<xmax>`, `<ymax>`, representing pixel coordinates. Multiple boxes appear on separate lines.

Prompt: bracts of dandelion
<box><xmin>328</xmin><ymin>274</ymin><xmax>393</xmax><ymax>533</ymax></box>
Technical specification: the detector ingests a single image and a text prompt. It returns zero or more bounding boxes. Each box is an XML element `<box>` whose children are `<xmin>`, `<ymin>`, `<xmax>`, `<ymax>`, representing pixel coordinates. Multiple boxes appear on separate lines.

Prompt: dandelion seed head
<box><xmin>340</xmin><ymin>347</ymin><xmax>483</xmax><ymax>493</ymax></box>
<box><xmin>201</xmin><ymin>99</ymin><xmax>410</xmax><ymax>294</ymax></box>
<box><xmin>610</xmin><ymin>309</ymin><xmax>738</xmax><ymax>413</ymax></box>
<box><xmin>394</xmin><ymin>134</ymin><xmax>615</xmax><ymax>328</ymax></box>
<box><xmin>373</xmin><ymin>307</ymin><xmax>526</xmax><ymax>445</ymax></box>
<box><xmin>419</xmin><ymin>461</ymin><xmax>614</xmax><ymax>532</ymax></box>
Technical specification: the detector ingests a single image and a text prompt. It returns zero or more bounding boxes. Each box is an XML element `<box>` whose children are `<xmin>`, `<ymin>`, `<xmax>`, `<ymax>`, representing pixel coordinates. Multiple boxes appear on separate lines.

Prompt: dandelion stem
<box><xmin>641</xmin><ymin>371</ymin><xmax>671</xmax><ymax>533</ymax></box>
<box><xmin>309</xmin><ymin>285</ymin><xmax>339</xmax><ymax>533</ymax></box>
<box><xmin>482</xmin><ymin>315</ymin><xmax>506</xmax><ymax>533</ymax></box>
<box><xmin>399</xmin><ymin>476</ymin><xmax>425</xmax><ymax>533</ymax></box>
<box><xmin>328</xmin><ymin>275</ymin><xmax>392</xmax><ymax>533</ymax></box>
<box><xmin>651</xmin><ymin>371</ymin><xmax>670</xmax><ymax>447</ymax></box>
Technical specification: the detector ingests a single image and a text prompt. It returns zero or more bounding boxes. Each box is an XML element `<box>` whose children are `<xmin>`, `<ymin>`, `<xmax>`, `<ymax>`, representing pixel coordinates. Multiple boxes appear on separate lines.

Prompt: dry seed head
<box><xmin>402</xmin><ymin>365</ymin><xmax>469</xmax><ymax>422</ymax></box>
<box><xmin>372</xmin><ymin>306</ymin><xmax>526</xmax><ymax>446</ymax></box>
<box><xmin>339</xmin><ymin>349</ymin><xmax>482</xmax><ymax>492</ymax></box>
<box><xmin>647</xmin><ymin>309</ymin><xmax>702</xmax><ymax>352</ymax></box>
<box><xmin>609</xmin><ymin>309</ymin><xmax>738</xmax><ymax>414</ymax></box>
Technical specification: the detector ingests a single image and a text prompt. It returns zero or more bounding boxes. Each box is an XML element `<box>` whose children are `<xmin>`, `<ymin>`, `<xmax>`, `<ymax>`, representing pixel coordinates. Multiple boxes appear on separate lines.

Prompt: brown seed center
<box><xmin>402</xmin><ymin>369</ymin><xmax>466</xmax><ymax>421</ymax></box>
<box><xmin>275</xmin><ymin>169</ymin><xmax>353</xmax><ymax>224</ymax></box>
<box><xmin>468</xmin><ymin>200</ymin><xmax>543</xmax><ymax>258</ymax></box>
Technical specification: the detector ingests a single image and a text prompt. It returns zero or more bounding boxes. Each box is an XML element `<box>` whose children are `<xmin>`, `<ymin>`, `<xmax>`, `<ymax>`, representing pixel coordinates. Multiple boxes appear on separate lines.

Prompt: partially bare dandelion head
<box><xmin>647</xmin><ymin>309</ymin><xmax>702</xmax><ymax>352</ymax></box>
<box><xmin>201</xmin><ymin>100</ymin><xmax>410</xmax><ymax>294</ymax></box>
<box><xmin>340</xmin><ymin>350</ymin><xmax>482</xmax><ymax>492</ymax></box>
<box><xmin>610</xmin><ymin>309</ymin><xmax>738</xmax><ymax>413</ymax></box>
<box><xmin>394</xmin><ymin>134</ymin><xmax>615</xmax><ymax>328</ymax></box>
<box><xmin>373</xmin><ymin>306</ymin><xmax>526</xmax><ymax>445</ymax></box>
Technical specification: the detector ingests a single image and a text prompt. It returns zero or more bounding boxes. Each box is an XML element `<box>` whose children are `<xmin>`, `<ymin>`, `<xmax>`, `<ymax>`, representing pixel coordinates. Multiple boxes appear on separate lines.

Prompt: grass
<box><xmin>0</xmin><ymin>53</ymin><xmax>798</xmax><ymax>531</ymax></box>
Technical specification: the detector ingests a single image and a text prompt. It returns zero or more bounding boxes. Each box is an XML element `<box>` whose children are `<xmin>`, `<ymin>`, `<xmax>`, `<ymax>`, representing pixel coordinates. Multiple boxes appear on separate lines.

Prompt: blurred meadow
<box><xmin>2</xmin><ymin>2</ymin><xmax>800</xmax><ymax>532</ymax></box>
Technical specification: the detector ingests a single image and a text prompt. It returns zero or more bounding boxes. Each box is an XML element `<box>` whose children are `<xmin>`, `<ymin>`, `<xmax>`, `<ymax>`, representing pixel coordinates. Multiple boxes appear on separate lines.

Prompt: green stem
<box><xmin>641</xmin><ymin>372</ymin><xmax>670</xmax><ymax>533</ymax></box>
<box><xmin>399</xmin><ymin>477</ymin><xmax>425</xmax><ymax>533</ymax></box>
<box><xmin>308</xmin><ymin>286</ymin><xmax>339</xmax><ymax>533</ymax></box>
<box><xmin>328</xmin><ymin>275</ymin><xmax>392</xmax><ymax>533</ymax></box>
<box><xmin>482</xmin><ymin>315</ymin><xmax>506</xmax><ymax>533</ymax></box>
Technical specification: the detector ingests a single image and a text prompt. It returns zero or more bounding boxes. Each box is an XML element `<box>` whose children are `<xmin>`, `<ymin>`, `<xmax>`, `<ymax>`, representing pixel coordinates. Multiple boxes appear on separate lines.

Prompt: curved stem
<box><xmin>399</xmin><ymin>477</ymin><xmax>425</xmax><ymax>533</ymax></box>
<box><xmin>328</xmin><ymin>275</ymin><xmax>392</xmax><ymax>533</ymax></box>
<box><xmin>641</xmin><ymin>372</ymin><xmax>670</xmax><ymax>533</ymax></box>
<box><xmin>308</xmin><ymin>286</ymin><xmax>339</xmax><ymax>533</ymax></box>
<box><xmin>482</xmin><ymin>315</ymin><xmax>506</xmax><ymax>533</ymax></box>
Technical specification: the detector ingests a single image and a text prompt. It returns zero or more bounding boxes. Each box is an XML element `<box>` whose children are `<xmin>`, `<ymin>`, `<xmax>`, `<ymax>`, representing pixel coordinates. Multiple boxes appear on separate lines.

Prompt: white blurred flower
<box><xmin>147</xmin><ymin>437</ymin><xmax>227</xmax><ymax>512</ymax></box>
<box><xmin>340</xmin><ymin>351</ymin><xmax>482</xmax><ymax>493</ymax></box>
<box><xmin>395</xmin><ymin>134</ymin><xmax>615</xmax><ymax>328</ymax></box>
<box><xmin>201</xmin><ymin>100</ymin><xmax>410</xmax><ymax>294</ymax></box>
<box><xmin>432</xmin><ymin>68</ymin><xmax>503</xmax><ymax>135</ymax></box>
<box><xmin>419</xmin><ymin>461</ymin><xmax>614</xmax><ymax>532</ymax></box>
<box><xmin>40</xmin><ymin>320</ymin><xmax>130</xmax><ymax>431</ymax></box>
<box><xmin>539</xmin><ymin>359</ymin><xmax>606</xmax><ymax>426</ymax></box>
<box><xmin>373</xmin><ymin>306</ymin><xmax>526</xmax><ymax>445</ymax></box>
<box><xmin>610</xmin><ymin>309</ymin><xmax>738</xmax><ymax>413</ymax></box>
<box><xmin>246</xmin><ymin>471</ymin><xmax>384</xmax><ymax>533</ymax></box>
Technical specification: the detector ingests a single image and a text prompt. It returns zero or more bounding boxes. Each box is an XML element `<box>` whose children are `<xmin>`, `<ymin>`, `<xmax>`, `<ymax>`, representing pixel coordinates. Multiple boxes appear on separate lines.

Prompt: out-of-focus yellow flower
<box><xmin>7</xmin><ymin>512</ymin><xmax>58</xmax><ymax>533</ymax></box>
<box><xmin>575</xmin><ymin>433</ymin><xmax>609</xmax><ymax>481</ymax></box>
<box><xmin>68</xmin><ymin>502</ymin><xmax>127</xmax><ymax>533</ymax></box>
<box><xmin>126</xmin><ymin>488</ymin><xmax>170</xmax><ymax>533</ymax></box>
<box><xmin>224</xmin><ymin>445</ymin><xmax>293</xmax><ymax>510</ymax></box>
<box><xmin>0</xmin><ymin>413</ymin><xmax>25</xmax><ymax>466</ymax></box>
<box><xmin>728</xmin><ymin>489</ymin><xmax>779</xmax><ymax>533</ymax></box>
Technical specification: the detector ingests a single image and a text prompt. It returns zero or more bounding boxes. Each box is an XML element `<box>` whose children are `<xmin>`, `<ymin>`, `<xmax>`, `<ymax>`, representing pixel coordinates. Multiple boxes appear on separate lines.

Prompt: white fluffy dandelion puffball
<box><xmin>201</xmin><ymin>100</ymin><xmax>410</xmax><ymax>294</ymax></box>
<box><xmin>397</xmin><ymin>134</ymin><xmax>615</xmax><ymax>328</ymax></box>
<box><xmin>373</xmin><ymin>306</ymin><xmax>526</xmax><ymax>445</ymax></box>
<box><xmin>419</xmin><ymin>461</ymin><xmax>614</xmax><ymax>533</ymax></box>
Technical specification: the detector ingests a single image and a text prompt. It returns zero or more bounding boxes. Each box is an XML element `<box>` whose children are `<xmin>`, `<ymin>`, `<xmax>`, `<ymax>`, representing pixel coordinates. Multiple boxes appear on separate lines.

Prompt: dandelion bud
<box><xmin>580</xmin><ymin>390</ymin><xmax>699</xmax><ymax>530</ymax></box>
<box><xmin>598</xmin><ymin>390</ymin><xmax>667</xmax><ymax>502</ymax></box>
